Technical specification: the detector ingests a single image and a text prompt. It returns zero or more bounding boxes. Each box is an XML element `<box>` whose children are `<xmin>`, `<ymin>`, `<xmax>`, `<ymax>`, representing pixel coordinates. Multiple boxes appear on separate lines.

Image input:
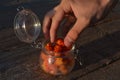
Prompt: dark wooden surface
<box><xmin>0</xmin><ymin>1</ymin><xmax>120</xmax><ymax>80</ymax></box>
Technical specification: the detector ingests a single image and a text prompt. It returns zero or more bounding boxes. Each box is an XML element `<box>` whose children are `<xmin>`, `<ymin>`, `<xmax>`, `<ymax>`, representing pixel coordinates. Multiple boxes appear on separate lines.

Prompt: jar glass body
<box><xmin>40</xmin><ymin>41</ymin><xmax>75</xmax><ymax>75</ymax></box>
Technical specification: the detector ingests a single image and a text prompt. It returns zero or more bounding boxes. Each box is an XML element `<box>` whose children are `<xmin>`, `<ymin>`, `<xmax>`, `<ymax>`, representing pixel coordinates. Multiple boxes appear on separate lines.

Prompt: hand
<box><xmin>43</xmin><ymin>0</ymin><xmax>113</xmax><ymax>47</ymax></box>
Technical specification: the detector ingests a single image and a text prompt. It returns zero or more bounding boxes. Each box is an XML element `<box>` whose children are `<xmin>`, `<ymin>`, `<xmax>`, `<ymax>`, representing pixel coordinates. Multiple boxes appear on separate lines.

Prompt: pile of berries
<box><xmin>45</xmin><ymin>38</ymin><xmax>71</xmax><ymax>53</ymax></box>
<box><xmin>40</xmin><ymin>38</ymin><xmax>75</xmax><ymax>75</ymax></box>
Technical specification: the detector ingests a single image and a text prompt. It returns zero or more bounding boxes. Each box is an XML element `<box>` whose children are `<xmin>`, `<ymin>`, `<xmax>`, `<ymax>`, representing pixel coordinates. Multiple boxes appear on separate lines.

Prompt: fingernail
<box><xmin>50</xmin><ymin>37</ymin><xmax>55</xmax><ymax>43</ymax></box>
<box><xmin>64</xmin><ymin>37</ymin><xmax>73</xmax><ymax>47</ymax></box>
<box><xmin>50</xmin><ymin>38</ymin><xmax>54</xmax><ymax>43</ymax></box>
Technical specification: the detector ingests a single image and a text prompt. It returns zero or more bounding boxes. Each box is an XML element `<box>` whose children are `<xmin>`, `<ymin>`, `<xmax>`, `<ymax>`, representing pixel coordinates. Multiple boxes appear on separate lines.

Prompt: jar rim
<box><xmin>41</xmin><ymin>39</ymin><xmax>75</xmax><ymax>56</ymax></box>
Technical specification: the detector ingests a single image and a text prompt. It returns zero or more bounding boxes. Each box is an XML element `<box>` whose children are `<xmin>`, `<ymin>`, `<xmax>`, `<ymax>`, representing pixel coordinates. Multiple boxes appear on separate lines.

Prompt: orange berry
<box><xmin>59</xmin><ymin>65</ymin><xmax>68</xmax><ymax>75</ymax></box>
<box><xmin>40</xmin><ymin>52</ymin><xmax>48</xmax><ymax>60</ymax></box>
<box><xmin>42</xmin><ymin>60</ymin><xmax>50</xmax><ymax>73</ymax></box>
<box><xmin>55</xmin><ymin>58</ymin><xmax>64</xmax><ymax>66</ymax></box>
<box><xmin>54</xmin><ymin>45</ymin><xmax>62</xmax><ymax>52</ymax></box>
<box><xmin>45</xmin><ymin>43</ymin><xmax>53</xmax><ymax>51</ymax></box>
<box><xmin>47</xmin><ymin>64</ymin><xmax>58</xmax><ymax>75</ymax></box>
<box><xmin>56</xmin><ymin>38</ymin><xmax>65</xmax><ymax>46</ymax></box>
<box><xmin>42</xmin><ymin>59</ymin><xmax>58</xmax><ymax>75</ymax></box>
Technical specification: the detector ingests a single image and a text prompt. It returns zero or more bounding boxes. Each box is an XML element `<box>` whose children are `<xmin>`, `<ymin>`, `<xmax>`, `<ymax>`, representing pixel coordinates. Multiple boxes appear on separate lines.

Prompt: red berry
<box><xmin>54</xmin><ymin>45</ymin><xmax>62</xmax><ymax>52</ymax></box>
<box><xmin>45</xmin><ymin>43</ymin><xmax>53</xmax><ymax>51</ymax></box>
<box><xmin>56</xmin><ymin>38</ymin><xmax>65</xmax><ymax>46</ymax></box>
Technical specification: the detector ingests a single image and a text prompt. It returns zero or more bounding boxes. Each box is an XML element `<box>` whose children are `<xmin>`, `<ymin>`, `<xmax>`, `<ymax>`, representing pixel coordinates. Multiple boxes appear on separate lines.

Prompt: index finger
<box><xmin>43</xmin><ymin>10</ymin><xmax>55</xmax><ymax>39</ymax></box>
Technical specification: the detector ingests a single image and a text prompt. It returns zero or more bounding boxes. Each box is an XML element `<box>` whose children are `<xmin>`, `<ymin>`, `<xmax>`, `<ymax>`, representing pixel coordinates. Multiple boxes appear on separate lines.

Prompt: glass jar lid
<box><xmin>14</xmin><ymin>8</ymin><xmax>41</xmax><ymax>43</ymax></box>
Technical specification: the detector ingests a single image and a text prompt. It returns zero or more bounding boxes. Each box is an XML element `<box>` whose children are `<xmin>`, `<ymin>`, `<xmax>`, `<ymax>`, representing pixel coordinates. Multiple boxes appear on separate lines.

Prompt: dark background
<box><xmin>0</xmin><ymin>0</ymin><xmax>60</xmax><ymax>29</ymax></box>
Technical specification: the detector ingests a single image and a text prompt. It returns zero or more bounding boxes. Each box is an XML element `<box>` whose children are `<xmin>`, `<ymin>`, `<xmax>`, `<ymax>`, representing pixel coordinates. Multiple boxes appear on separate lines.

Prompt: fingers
<box><xmin>43</xmin><ymin>6</ymin><xmax>65</xmax><ymax>43</ymax></box>
<box><xmin>43</xmin><ymin>7</ymin><xmax>90</xmax><ymax>47</ymax></box>
<box><xmin>50</xmin><ymin>8</ymin><xmax>64</xmax><ymax>42</ymax></box>
<box><xmin>64</xmin><ymin>17</ymin><xmax>90</xmax><ymax>47</ymax></box>
<box><xmin>43</xmin><ymin>10</ymin><xmax>55</xmax><ymax>39</ymax></box>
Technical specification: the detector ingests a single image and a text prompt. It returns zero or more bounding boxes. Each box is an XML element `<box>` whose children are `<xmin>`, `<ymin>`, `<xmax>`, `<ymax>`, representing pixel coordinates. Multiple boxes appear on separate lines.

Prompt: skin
<box><xmin>43</xmin><ymin>0</ymin><xmax>113</xmax><ymax>47</ymax></box>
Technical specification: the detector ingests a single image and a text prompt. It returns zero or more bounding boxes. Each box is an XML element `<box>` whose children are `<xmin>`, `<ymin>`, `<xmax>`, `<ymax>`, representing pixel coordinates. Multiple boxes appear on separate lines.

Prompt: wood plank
<box><xmin>0</xmin><ymin>0</ymin><xmax>120</xmax><ymax>80</ymax></box>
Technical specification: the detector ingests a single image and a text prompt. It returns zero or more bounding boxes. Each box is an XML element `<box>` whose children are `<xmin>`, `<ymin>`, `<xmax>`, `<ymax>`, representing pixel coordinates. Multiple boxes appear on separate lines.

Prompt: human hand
<box><xmin>43</xmin><ymin>0</ymin><xmax>114</xmax><ymax>47</ymax></box>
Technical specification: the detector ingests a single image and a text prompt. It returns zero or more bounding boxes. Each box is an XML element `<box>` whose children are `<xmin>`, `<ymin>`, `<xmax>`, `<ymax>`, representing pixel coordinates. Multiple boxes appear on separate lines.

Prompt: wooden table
<box><xmin>0</xmin><ymin>1</ymin><xmax>120</xmax><ymax>80</ymax></box>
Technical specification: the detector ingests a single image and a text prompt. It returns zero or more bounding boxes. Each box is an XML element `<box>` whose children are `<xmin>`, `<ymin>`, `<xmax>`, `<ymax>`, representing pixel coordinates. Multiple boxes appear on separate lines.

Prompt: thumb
<box><xmin>64</xmin><ymin>17</ymin><xmax>90</xmax><ymax>47</ymax></box>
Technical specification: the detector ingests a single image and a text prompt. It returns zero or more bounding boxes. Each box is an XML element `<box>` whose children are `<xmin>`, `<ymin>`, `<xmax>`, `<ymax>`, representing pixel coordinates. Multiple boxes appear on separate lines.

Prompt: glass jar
<box><xmin>40</xmin><ymin>40</ymin><xmax>75</xmax><ymax>75</ymax></box>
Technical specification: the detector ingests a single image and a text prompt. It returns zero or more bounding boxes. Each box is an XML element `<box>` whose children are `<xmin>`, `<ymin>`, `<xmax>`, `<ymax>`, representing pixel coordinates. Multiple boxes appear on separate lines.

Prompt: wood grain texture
<box><xmin>0</xmin><ymin>0</ymin><xmax>120</xmax><ymax>80</ymax></box>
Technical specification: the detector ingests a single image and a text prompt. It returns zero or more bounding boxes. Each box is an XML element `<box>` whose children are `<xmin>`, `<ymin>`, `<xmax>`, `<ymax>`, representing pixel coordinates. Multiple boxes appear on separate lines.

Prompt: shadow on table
<box><xmin>60</xmin><ymin>30</ymin><xmax>120</xmax><ymax>80</ymax></box>
<box><xmin>73</xmin><ymin>30</ymin><xmax>120</xmax><ymax>71</ymax></box>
